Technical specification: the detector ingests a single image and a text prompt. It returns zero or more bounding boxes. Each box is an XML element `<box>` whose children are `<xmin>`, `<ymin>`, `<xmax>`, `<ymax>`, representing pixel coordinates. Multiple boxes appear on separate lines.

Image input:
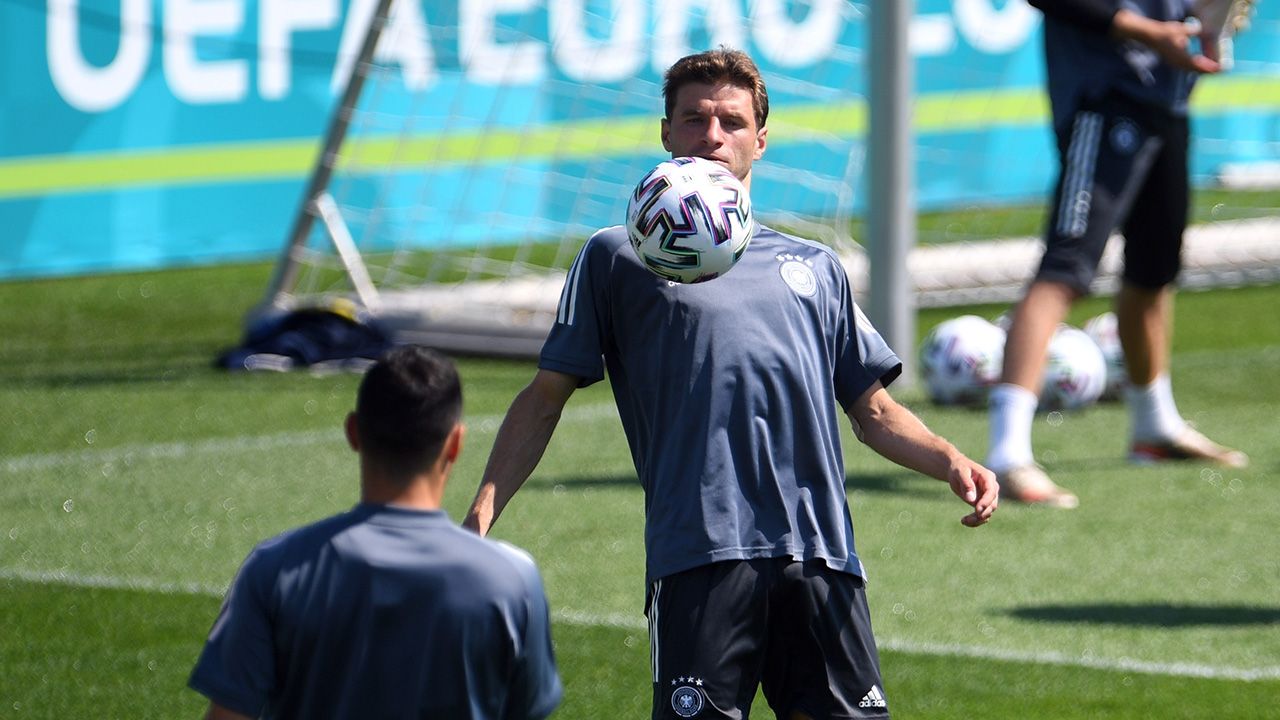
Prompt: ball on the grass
<box><xmin>919</xmin><ymin>314</ymin><xmax>1006</xmax><ymax>406</ymax></box>
<box><xmin>1041</xmin><ymin>324</ymin><xmax>1108</xmax><ymax>411</ymax></box>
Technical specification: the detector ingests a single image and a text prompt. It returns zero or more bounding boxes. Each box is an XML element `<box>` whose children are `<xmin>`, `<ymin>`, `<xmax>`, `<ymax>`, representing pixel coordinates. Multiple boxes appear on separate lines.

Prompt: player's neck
<box><xmin>359</xmin><ymin>461</ymin><xmax>448</xmax><ymax>510</ymax></box>
<box><xmin>361</xmin><ymin>477</ymin><xmax>445</xmax><ymax>510</ymax></box>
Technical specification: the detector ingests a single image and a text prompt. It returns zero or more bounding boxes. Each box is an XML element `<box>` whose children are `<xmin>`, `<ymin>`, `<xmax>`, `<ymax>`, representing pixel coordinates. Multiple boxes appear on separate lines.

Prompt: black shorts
<box><xmin>1038</xmin><ymin>91</ymin><xmax>1189</xmax><ymax>294</ymax></box>
<box><xmin>646</xmin><ymin>559</ymin><xmax>889</xmax><ymax>719</ymax></box>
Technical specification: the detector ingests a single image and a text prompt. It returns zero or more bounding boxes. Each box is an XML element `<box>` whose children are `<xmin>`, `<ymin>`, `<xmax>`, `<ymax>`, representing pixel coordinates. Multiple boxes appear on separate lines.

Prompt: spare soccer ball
<box><xmin>625</xmin><ymin>156</ymin><xmax>754</xmax><ymax>283</ymax></box>
<box><xmin>919</xmin><ymin>315</ymin><xmax>1006</xmax><ymax>406</ymax></box>
<box><xmin>1041</xmin><ymin>324</ymin><xmax>1107</xmax><ymax>411</ymax></box>
<box><xmin>1083</xmin><ymin>312</ymin><xmax>1128</xmax><ymax>401</ymax></box>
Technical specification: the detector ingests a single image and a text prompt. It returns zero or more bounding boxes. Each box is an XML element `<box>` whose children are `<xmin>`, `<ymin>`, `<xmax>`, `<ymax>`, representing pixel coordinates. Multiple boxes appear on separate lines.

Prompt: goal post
<box><xmin>259</xmin><ymin>0</ymin><xmax>397</xmax><ymax>319</ymax></box>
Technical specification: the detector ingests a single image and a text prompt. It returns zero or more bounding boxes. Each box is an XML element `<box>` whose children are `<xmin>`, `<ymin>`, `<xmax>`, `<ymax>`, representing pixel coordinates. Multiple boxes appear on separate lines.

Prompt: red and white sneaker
<box><xmin>996</xmin><ymin>465</ymin><xmax>1079</xmax><ymax>509</ymax></box>
<box><xmin>1130</xmin><ymin>427</ymin><xmax>1249</xmax><ymax>468</ymax></box>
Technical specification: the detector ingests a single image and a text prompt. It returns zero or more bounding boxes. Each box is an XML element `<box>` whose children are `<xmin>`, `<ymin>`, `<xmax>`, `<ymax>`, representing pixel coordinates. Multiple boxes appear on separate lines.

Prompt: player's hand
<box><xmin>1112</xmin><ymin>10</ymin><xmax>1222</xmax><ymax>74</ymax></box>
<box><xmin>947</xmin><ymin>457</ymin><xmax>998</xmax><ymax>527</ymax></box>
<box><xmin>1195</xmin><ymin>20</ymin><xmax>1223</xmax><ymax>65</ymax></box>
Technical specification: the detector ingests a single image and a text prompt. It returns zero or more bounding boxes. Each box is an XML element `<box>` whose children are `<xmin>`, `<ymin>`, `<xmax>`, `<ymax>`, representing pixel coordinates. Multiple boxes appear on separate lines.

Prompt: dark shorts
<box><xmin>1039</xmin><ymin>91</ymin><xmax>1189</xmax><ymax>294</ymax></box>
<box><xmin>646</xmin><ymin>559</ymin><xmax>889</xmax><ymax>719</ymax></box>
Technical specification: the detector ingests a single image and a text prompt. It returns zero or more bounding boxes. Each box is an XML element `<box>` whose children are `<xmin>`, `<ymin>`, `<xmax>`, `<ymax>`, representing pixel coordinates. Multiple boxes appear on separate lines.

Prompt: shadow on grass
<box><xmin>845</xmin><ymin>471</ymin><xmax>940</xmax><ymax>498</ymax></box>
<box><xmin>529</xmin><ymin>474</ymin><xmax>639</xmax><ymax>489</ymax></box>
<box><xmin>1009</xmin><ymin>603</ymin><xmax>1280</xmax><ymax>627</ymax></box>
<box><xmin>528</xmin><ymin>470</ymin><xmax>941</xmax><ymax>499</ymax></box>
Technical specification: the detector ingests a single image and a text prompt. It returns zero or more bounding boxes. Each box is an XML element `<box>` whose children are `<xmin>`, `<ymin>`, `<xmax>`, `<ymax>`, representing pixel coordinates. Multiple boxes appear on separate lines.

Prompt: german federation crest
<box><xmin>669</xmin><ymin>677</ymin><xmax>706</xmax><ymax>717</ymax></box>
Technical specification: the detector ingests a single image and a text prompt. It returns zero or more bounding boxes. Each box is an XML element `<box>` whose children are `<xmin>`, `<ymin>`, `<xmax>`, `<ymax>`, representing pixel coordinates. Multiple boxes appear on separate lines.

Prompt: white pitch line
<box><xmin>1</xmin><ymin>429</ymin><xmax>337</xmax><ymax>474</ymax></box>
<box><xmin>5</xmin><ymin>566</ymin><xmax>1277</xmax><ymax>682</ymax></box>
<box><xmin>0</xmin><ymin>403</ymin><xmax>618</xmax><ymax>475</ymax></box>
<box><xmin>0</xmin><ymin>566</ymin><xmax>229</xmax><ymax>598</ymax></box>
<box><xmin>875</xmin><ymin>637</ymin><xmax>1280</xmax><ymax>683</ymax></box>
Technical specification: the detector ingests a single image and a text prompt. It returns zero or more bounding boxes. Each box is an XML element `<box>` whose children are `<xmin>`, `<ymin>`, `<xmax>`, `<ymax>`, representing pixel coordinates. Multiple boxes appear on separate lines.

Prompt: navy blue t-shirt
<box><xmin>541</xmin><ymin>224</ymin><xmax>902</xmax><ymax>583</ymax></box>
<box><xmin>189</xmin><ymin>504</ymin><xmax>562</xmax><ymax>720</ymax></box>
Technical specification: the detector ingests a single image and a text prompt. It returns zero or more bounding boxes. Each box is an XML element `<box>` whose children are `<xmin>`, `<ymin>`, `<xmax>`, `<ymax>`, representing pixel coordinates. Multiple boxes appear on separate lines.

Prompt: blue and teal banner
<box><xmin>1</xmin><ymin>0</ymin><xmax>1277</xmax><ymax>279</ymax></box>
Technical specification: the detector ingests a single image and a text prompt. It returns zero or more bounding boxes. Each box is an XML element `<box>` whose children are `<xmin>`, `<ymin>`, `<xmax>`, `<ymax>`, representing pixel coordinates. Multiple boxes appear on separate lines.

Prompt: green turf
<box><xmin>1</xmin><ymin>264</ymin><xmax>1278</xmax><ymax>718</ymax></box>
<box><xmin>894</xmin><ymin>188</ymin><xmax>1280</xmax><ymax>246</ymax></box>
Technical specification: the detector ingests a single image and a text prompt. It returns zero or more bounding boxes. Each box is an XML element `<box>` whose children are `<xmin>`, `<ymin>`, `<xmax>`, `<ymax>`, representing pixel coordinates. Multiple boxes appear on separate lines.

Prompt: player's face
<box><xmin>662</xmin><ymin>82</ymin><xmax>767</xmax><ymax>190</ymax></box>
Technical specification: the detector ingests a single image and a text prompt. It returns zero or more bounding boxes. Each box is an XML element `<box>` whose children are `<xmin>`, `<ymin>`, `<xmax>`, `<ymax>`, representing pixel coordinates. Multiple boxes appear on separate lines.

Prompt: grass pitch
<box><xmin>1</xmin><ymin>263</ymin><xmax>1277</xmax><ymax>718</ymax></box>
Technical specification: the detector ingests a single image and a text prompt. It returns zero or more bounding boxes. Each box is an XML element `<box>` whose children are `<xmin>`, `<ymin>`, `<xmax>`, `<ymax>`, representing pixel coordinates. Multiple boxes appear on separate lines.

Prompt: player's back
<box><xmin>200</xmin><ymin>503</ymin><xmax>560</xmax><ymax>720</ymax></box>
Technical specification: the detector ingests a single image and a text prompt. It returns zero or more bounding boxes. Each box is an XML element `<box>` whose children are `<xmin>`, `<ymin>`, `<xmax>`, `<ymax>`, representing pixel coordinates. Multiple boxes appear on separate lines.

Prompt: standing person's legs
<box><xmin>1116</xmin><ymin>109</ymin><xmax>1186</xmax><ymax>391</ymax></box>
<box><xmin>1000</xmin><ymin>282</ymin><xmax>1076</xmax><ymax>394</ymax></box>
<box><xmin>987</xmin><ymin>281</ymin><xmax>1080</xmax><ymax>506</ymax></box>
<box><xmin>1117</xmin><ymin>116</ymin><xmax>1248</xmax><ymax>467</ymax></box>
<box><xmin>989</xmin><ymin>94</ymin><xmax>1162</xmax><ymax>505</ymax></box>
<box><xmin>1115</xmin><ymin>283</ymin><xmax>1171</xmax><ymax>387</ymax></box>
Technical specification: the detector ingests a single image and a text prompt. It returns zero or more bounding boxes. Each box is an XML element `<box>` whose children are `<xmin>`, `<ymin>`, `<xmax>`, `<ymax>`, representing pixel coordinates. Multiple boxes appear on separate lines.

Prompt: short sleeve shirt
<box><xmin>189</xmin><ymin>504</ymin><xmax>562</xmax><ymax>720</ymax></box>
<box><xmin>541</xmin><ymin>224</ymin><xmax>901</xmax><ymax>583</ymax></box>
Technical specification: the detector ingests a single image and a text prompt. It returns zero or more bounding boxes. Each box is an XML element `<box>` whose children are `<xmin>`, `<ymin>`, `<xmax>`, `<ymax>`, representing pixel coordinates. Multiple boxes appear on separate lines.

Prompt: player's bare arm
<box><xmin>463</xmin><ymin>368</ymin><xmax>578</xmax><ymax>536</ymax></box>
<box><xmin>1111</xmin><ymin>9</ymin><xmax>1223</xmax><ymax>73</ymax></box>
<box><xmin>847</xmin><ymin>382</ymin><xmax>998</xmax><ymax>527</ymax></box>
<box><xmin>1029</xmin><ymin>1</ymin><xmax>1222</xmax><ymax>73</ymax></box>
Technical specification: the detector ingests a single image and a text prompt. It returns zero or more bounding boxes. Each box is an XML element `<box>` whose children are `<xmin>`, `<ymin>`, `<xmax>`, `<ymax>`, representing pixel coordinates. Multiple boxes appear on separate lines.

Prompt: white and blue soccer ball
<box><xmin>919</xmin><ymin>315</ymin><xmax>1006</xmax><ymax>406</ymax></box>
<box><xmin>1040</xmin><ymin>324</ymin><xmax>1108</xmax><ymax>411</ymax></box>
<box><xmin>625</xmin><ymin>156</ymin><xmax>754</xmax><ymax>284</ymax></box>
<box><xmin>1083</xmin><ymin>312</ymin><xmax>1128</xmax><ymax>401</ymax></box>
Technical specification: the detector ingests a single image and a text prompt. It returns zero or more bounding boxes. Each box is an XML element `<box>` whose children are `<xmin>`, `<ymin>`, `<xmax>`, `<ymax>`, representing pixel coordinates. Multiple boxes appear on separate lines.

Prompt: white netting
<box><xmin>266</xmin><ymin>1</ymin><xmax>1278</xmax><ymax>357</ymax></box>
<box><xmin>270</xmin><ymin>1</ymin><xmax>872</xmax><ymax>355</ymax></box>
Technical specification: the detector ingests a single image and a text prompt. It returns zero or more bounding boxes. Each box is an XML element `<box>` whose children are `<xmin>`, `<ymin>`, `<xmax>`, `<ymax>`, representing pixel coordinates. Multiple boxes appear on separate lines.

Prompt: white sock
<box><xmin>1126</xmin><ymin>374</ymin><xmax>1186</xmax><ymax>443</ymax></box>
<box><xmin>987</xmin><ymin>383</ymin><xmax>1039</xmax><ymax>472</ymax></box>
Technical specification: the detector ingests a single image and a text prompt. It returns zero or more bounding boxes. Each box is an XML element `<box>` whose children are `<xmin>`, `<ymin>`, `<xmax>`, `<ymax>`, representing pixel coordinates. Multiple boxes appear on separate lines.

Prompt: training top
<box><xmin>1032</xmin><ymin>0</ymin><xmax>1197</xmax><ymax>129</ymax></box>
<box><xmin>189</xmin><ymin>504</ymin><xmax>562</xmax><ymax>720</ymax></box>
<box><xmin>541</xmin><ymin>223</ymin><xmax>902</xmax><ymax>584</ymax></box>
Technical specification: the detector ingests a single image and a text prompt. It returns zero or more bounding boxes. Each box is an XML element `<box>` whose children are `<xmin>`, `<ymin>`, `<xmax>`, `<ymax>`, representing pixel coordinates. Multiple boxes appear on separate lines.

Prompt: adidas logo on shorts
<box><xmin>858</xmin><ymin>684</ymin><xmax>887</xmax><ymax>709</ymax></box>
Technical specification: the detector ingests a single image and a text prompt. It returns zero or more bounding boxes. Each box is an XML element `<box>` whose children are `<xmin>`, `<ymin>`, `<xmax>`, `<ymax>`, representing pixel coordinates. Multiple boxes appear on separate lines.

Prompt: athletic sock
<box><xmin>1126</xmin><ymin>374</ymin><xmax>1186</xmax><ymax>443</ymax></box>
<box><xmin>987</xmin><ymin>383</ymin><xmax>1039</xmax><ymax>472</ymax></box>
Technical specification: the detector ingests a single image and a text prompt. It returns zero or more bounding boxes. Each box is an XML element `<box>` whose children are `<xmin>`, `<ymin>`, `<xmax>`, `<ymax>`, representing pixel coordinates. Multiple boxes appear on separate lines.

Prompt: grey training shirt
<box><xmin>189</xmin><ymin>504</ymin><xmax>562</xmax><ymax>720</ymax></box>
<box><xmin>541</xmin><ymin>223</ymin><xmax>902</xmax><ymax>584</ymax></box>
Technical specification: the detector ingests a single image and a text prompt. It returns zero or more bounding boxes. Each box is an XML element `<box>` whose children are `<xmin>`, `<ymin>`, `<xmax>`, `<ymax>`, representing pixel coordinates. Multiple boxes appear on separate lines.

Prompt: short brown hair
<box><xmin>663</xmin><ymin>47</ymin><xmax>769</xmax><ymax>130</ymax></box>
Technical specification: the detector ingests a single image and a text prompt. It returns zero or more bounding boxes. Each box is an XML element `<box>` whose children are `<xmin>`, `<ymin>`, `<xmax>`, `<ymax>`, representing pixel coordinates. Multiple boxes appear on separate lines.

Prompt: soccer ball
<box><xmin>1040</xmin><ymin>324</ymin><xmax>1107</xmax><ymax>411</ymax></box>
<box><xmin>919</xmin><ymin>315</ymin><xmax>1006</xmax><ymax>406</ymax></box>
<box><xmin>625</xmin><ymin>156</ymin><xmax>754</xmax><ymax>283</ymax></box>
<box><xmin>1083</xmin><ymin>312</ymin><xmax>1128</xmax><ymax>401</ymax></box>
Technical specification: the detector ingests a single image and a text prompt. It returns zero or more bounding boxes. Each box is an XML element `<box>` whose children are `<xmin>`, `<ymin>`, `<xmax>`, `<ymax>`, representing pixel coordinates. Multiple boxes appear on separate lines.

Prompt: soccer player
<box><xmin>464</xmin><ymin>48</ymin><xmax>997</xmax><ymax>720</ymax></box>
<box><xmin>190</xmin><ymin>346</ymin><xmax>562</xmax><ymax>720</ymax></box>
<box><xmin>987</xmin><ymin>0</ymin><xmax>1249</xmax><ymax>508</ymax></box>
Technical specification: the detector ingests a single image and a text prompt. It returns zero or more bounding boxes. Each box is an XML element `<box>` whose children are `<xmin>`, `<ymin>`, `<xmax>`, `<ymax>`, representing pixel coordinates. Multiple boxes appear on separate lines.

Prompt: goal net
<box><xmin>259</xmin><ymin>0</ymin><xmax>1280</xmax><ymax>358</ymax></box>
<box><xmin>258</xmin><ymin>0</ymin><xmax>871</xmax><ymax>357</ymax></box>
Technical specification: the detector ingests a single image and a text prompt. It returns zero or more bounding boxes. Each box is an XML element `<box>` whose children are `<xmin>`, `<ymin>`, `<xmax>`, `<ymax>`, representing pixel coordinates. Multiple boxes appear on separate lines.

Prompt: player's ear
<box><xmin>754</xmin><ymin>125</ymin><xmax>767</xmax><ymax>160</ymax></box>
<box><xmin>442</xmin><ymin>423</ymin><xmax>465</xmax><ymax>463</ymax></box>
<box><xmin>661</xmin><ymin>118</ymin><xmax>672</xmax><ymax>152</ymax></box>
<box><xmin>344</xmin><ymin>412</ymin><xmax>360</xmax><ymax>452</ymax></box>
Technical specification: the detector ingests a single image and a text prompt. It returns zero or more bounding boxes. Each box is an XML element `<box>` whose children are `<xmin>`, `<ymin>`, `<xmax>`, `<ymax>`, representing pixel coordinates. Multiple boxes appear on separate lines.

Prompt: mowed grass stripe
<box><xmin>7</xmin><ymin>563</ymin><xmax>1279</xmax><ymax>683</ymax></box>
<box><xmin>7</xmin><ymin>342</ymin><xmax>1277</xmax><ymax>475</ymax></box>
<box><xmin>0</xmin><ymin>402</ymin><xmax>619</xmax><ymax>474</ymax></box>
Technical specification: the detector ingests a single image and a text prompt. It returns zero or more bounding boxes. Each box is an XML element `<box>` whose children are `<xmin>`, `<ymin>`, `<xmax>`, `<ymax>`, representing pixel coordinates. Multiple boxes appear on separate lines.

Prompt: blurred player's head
<box><xmin>352</xmin><ymin>345</ymin><xmax>463</xmax><ymax>480</ymax></box>
<box><xmin>662</xmin><ymin>47</ymin><xmax>769</xmax><ymax>187</ymax></box>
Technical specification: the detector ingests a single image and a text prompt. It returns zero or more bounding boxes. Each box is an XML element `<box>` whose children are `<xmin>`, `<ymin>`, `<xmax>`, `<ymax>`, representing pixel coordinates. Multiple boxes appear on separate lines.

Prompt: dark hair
<box><xmin>355</xmin><ymin>345</ymin><xmax>462</xmax><ymax>476</ymax></box>
<box><xmin>663</xmin><ymin>47</ymin><xmax>769</xmax><ymax>130</ymax></box>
